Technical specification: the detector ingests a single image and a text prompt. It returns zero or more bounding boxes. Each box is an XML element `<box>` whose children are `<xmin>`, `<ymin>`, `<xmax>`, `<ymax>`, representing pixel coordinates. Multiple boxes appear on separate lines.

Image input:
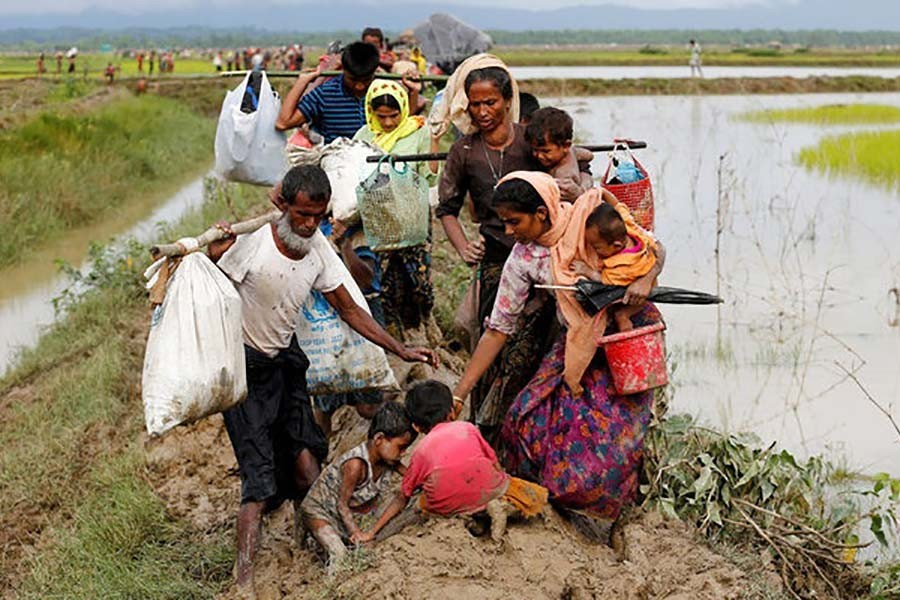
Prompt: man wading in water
<box><xmin>208</xmin><ymin>165</ymin><xmax>437</xmax><ymax>594</ymax></box>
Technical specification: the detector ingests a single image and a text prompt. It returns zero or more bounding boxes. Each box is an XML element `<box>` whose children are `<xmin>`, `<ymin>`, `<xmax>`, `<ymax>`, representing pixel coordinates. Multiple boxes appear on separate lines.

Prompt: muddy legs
<box><xmin>235</xmin><ymin>500</ymin><xmax>265</xmax><ymax>588</ymax></box>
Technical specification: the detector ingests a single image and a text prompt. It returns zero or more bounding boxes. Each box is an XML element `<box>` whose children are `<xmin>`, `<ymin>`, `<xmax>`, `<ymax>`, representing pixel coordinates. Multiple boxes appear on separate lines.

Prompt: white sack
<box><xmin>142</xmin><ymin>253</ymin><xmax>246</xmax><ymax>437</ymax></box>
<box><xmin>214</xmin><ymin>72</ymin><xmax>288</xmax><ymax>186</ymax></box>
<box><xmin>295</xmin><ymin>257</ymin><xmax>397</xmax><ymax>395</ymax></box>
<box><xmin>319</xmin><ymin>138</ymin><xmax>379</xmax><ymax>223</ymax></box>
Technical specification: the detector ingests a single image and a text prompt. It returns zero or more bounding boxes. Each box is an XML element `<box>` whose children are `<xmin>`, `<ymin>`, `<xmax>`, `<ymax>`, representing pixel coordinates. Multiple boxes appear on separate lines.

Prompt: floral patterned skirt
<box><xmin>500</xmin><ymin>305</ymin><xmax>661</xmax><ymax>519</ymax></box>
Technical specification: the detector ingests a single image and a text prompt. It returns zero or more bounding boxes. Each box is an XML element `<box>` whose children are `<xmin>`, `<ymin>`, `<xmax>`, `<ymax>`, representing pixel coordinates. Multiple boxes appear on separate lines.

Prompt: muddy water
<box><xmin>0</xmin><ymin>176</ymin><xmax>207</xmax><ymax>376</ymax></box>
<box><xmin>555</xmin><ymin>92</ymin><xmax>900</xmax><ymax>475</ymax></box>
<box><xmin>511</xmin><ymin>65</ymin><xmax>900</xmax><ymax>80</ymax></box>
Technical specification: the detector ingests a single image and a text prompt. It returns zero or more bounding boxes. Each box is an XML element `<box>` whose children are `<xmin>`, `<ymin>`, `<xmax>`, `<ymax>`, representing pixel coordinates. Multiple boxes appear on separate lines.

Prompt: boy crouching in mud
<box><xmin>356</xmin><ymin>380</ymin><xmax>549</xmax><ymax>543</ymax></box>
<box><xmin>300</xmin><ymin>402</ymin><xmax>415</xmax><ymax>569</ymax></box>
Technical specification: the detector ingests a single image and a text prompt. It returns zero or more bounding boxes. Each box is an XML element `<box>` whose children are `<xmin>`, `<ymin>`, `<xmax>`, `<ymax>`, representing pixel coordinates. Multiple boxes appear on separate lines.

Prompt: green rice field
<box><xmin>798</xmin><ymin>129</ymin><xmax>900</xmax><ymax>189</ymax></box>
<box><xmin>742</xmin><ymin>103</ymin><xmax>900</xmax><ymax>124</ymax></box>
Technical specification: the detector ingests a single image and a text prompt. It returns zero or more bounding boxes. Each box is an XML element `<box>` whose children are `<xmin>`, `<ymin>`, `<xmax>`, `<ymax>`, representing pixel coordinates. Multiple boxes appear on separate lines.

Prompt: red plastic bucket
<box><xmin>597</xmin><ymin>322</ymin><xmax>668</xmax><ymax>395</ymax></box>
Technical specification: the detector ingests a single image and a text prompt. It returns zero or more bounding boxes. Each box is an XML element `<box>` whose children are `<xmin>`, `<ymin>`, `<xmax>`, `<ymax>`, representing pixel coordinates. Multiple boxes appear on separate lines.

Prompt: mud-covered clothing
<box><xmin>218</xmin><ymin>225</ymin><xmax>344</xmax><ymax>358</ymax></box>
<box><xmin>301</xmin><ymin>441</ymin><xmax>400</xmax><ymax>538</ymax></box>
<box><xmin>435</xmin><ymin>123</ymin><xmax>540</xmax><ymax>264</ymax></box>
<box><xmin>223</xmin><ymin>336</ymin><xmax>328</xmax><ymax>505</ymax></box>
<box><xmin>401</xmin><ymin>421</ymin><xmax>509</xmax><ymax>515</ymax></box>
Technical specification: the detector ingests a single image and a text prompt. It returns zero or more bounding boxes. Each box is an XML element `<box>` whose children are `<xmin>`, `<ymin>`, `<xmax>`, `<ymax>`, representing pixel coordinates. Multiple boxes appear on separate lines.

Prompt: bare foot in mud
<box><xmin>609</xmin><ymin>517</ymin><xmax>627</xmax><ymax>561</ymax></box>
<box><xmin>233</xmin><ymin>575</ymin><xmax>257</xmax><ymax>600</ymax></box>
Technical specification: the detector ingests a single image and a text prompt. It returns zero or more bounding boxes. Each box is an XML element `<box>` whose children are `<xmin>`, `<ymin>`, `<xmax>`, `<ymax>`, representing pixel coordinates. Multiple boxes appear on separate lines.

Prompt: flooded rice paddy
<box><xmin>555</xmin><ymin>92</ymin><xmax>900</xmax><ymax>475</ymax></box>
<box><xmin>0</xmin><ymin>177</ymin><xmax>207</xmax><ymax>375</ymax></box>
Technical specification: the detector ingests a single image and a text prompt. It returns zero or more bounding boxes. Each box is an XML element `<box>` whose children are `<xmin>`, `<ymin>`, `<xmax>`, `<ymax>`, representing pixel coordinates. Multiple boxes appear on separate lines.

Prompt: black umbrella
<box><xmin>537</xmin><ymin>281</ymin><xmax>723</xmax><ymax>315</ymax></box>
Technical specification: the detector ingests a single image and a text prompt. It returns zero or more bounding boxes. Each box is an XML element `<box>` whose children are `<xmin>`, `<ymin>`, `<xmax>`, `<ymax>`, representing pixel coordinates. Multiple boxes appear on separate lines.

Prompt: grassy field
<box><xmin>495</xmin><ymin>47</ymin><xmax>900</xmax><ymax>67</ymax></box>
<box><xmin>0</xmin><ymin>179</ymin><xmax>266</xmax><ymax>599</ymax></box>
<box><xmin>2</xmin><ymin>46</ymin><xmax>900</xmax><ymax>80</ymax></box>
<box><xmin>741</xmin><ymin>104</ymin><xmax>900</xmax><ymax>125</ymax></box>
<box><xmin>798</xmin><ymin>129</ymin><xmax>900</xmax><ymax>189</ymax></box>
<box><xmin>0</xmin><ymin>93</ymin><xmax>214</xmax><ymax>268</ymax></box>
<box><xmin>0</xmin><ymin>53</ymin><xmax>215</xmax><ymax>79</ymax></box>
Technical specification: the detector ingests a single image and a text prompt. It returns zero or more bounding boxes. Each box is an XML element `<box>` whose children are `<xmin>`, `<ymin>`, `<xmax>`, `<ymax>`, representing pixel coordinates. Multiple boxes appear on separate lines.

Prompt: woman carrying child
<box><xmin>453</xmin><ymin>171</ymin><xmax>666</xmax><ymax>522</ymax></box>
<box><xmin>353</xmin><ymin>78</ymin><xmax>439</xmax><ymax>341</ymax></box>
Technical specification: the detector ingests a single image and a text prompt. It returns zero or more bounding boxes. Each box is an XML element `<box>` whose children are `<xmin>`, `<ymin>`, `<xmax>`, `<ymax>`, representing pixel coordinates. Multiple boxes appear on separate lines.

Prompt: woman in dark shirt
<box><xmin>436</xmin><ymin>67</ymin><xmax>556</xmax><ymax>446</ymax></box>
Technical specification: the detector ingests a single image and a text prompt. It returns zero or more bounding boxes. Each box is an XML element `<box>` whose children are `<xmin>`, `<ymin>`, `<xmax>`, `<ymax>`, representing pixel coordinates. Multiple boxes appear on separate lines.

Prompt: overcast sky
<box><xmin>0</xmin><ymin>0</ymin><xmax>788</xmax><ymax>16</ymax></box>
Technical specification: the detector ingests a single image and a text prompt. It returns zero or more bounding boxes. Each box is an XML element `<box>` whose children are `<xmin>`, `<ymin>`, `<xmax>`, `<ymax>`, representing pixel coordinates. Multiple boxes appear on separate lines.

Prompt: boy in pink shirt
<box><xmin>358</xmin><ymin>380</ymin><xmax>548</xmax><ymax>542</ymax></box>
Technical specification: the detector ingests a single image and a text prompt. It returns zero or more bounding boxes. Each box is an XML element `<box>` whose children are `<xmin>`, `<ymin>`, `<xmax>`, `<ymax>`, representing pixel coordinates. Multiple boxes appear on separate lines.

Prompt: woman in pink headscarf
<box><xmin>452</xmin><ymin>171</ymin><xmax>665</xmax><ymax>521</ymax></box>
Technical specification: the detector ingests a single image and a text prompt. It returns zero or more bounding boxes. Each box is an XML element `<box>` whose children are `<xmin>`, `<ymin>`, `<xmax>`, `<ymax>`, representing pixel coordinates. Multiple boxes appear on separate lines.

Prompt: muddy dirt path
<box><xmin>143</xmin><ymin>347</ymin><xmax>776</xmax><ymax>600</ymax></box>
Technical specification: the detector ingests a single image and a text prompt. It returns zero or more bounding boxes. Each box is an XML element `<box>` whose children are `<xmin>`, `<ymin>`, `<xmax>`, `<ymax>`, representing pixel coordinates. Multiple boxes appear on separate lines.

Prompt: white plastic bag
<box><xmin>295</xmin><ymin>258</ymin><xmax>397</xmax><ymax>395</ymax></box>
<box><xmin>214</xmin><ymin>71</ymin><xmax>288</xmax><ymax>186</ymax></box>
<box><xmin>141</xmin><ymin>253</ymin><xmax>246</xmax><ymax>437</ymax></box>
<box><xmin>319</xmin><ymin>138</ymin><xmax>379</xmax><ymax>223</ymax></box>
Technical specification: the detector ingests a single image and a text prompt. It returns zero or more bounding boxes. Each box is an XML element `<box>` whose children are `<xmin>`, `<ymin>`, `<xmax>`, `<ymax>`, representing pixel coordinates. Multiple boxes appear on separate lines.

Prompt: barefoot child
<box><xmin>577</xmin><ymin>188</ymin><xmax>658</xmax><ymax>332</ymax></box>
<box><xmin>357</xmin><ymin>380</ymin><xmax>548</xmax><ymax>543</ymax></box>
<box><xmin>525</xmin><ymin>107</ymin><xmax>594</xmax><ymax>199</ymax></box>
<box><xmin>300</xmin><ymin>402</ymin><xmax>415</xmax><ymax>565</ymax></box>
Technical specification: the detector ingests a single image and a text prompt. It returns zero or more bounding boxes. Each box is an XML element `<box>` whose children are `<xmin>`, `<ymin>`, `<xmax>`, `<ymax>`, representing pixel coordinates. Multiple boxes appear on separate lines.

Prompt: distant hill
<box><xmin>1</xmin><ymin>0</ymin><xmax>898</xmax><ymax>32</ymax></box>
<box><xmin>2</xmin><ymin>27</ymin><xmax>899</xmax><ymax>52</ymax></box>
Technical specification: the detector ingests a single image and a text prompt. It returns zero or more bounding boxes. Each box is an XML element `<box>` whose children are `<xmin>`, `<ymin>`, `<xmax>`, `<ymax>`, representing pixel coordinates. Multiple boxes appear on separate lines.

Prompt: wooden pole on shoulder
<box><xmin>150</xmin><ymin>210</ymin><xmax>281</xmax><ymax>258</ymax></box>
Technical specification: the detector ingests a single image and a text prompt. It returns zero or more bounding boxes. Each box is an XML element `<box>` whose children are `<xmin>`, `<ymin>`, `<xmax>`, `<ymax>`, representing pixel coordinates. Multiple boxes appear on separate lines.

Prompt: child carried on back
<box><xmin>357</xmin><ymin>380</ymin><xmax>548</xmax><ymax>542</ymax></box>
<box><xmin>577</xmin><ymin>188</ymin><xmax>658</xmax><ymax>332</ymax></box>
<box><xmin>301</xmin><ymin>402</ymin><xmax>414</xmax><ymax>566</ymax></box>
<box><xmin>525</xmin><ymin>107</ymin><xmax>594</xmax><ymax>199</ymax></box>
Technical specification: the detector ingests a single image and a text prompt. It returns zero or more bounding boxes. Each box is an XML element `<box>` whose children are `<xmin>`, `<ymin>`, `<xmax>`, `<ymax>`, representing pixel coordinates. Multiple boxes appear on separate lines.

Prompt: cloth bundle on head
<box><xmin>365</xmin><ymin>79</ymin><xmax>425</xmax><ymax>153</ymax></box>
<box><xmin>427</xmin><ymin>53</ymin><xmax>520</xmax><ymax>138</ymax></box>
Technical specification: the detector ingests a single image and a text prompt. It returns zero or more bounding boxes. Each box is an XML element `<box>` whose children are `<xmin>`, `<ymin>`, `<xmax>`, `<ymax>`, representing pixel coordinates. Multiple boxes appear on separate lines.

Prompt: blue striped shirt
<box><xmin>297</xmin><ymin>75</ymin><xmax>365</xmax><ymax>143</ymax></box>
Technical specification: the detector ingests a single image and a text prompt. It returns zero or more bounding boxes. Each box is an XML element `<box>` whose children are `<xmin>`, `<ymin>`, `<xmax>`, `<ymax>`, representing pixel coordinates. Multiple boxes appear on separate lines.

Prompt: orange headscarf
<box><xmin>550</xmin><ymin>188</ymin><xmax>607</xmax><ymax>394</ymax></box>
<box><xmin>496</xmin><ymin>172</ymin><xmax>598</xmax><ymax>394</ymax></box>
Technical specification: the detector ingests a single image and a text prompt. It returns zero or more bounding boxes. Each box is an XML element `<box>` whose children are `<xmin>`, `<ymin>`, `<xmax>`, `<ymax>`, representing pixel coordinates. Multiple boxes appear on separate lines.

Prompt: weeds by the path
<box><xmin>0</xmin><ymin>178</ymin><xmax>266</xmax><ymax>598</ymax></box>
<box><xmin>0</xmin><ymin>94</ymin><xmax>214</xmax><ymax>268</ymax></box>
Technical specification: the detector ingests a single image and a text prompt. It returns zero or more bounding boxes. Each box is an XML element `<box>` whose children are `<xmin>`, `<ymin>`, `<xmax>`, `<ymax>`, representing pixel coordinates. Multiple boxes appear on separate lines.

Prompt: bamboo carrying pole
<box><xmin>367</xmin><ymin>140</ymin><xmax>648</xmax><ymax>163</ymax></box>
<box><xmin>150</xmin><ymin>210</ymin><xmax>281</xmax><ymax>258</ymax></box>
<box><xmin>220</xmin><ymin>69</ymin><xmax>450</xmax><ymax>82</ymax></box>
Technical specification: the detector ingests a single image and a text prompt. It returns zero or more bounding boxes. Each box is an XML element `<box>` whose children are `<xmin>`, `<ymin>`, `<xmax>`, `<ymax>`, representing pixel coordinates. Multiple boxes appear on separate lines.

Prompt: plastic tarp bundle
<box><xmin>141</xmin><ymin>253</ymin><xmax>246</xmax><ymax>437</ymax></box>
<box><xmin>295</xmin><ymin>259</ymin><xmax>397</xmax><ymax>395</ymax></box>
<box><xmin>413</xmin><ymin>13</ymin><xmax>493</xmax><ymax>74</ymax></box>
<box><xmin>318</xmin><ymin>138</ymin><xmax>379</xmax><ymax>223</ymax></box>
<box><xmin>214</xmin><ymin>71</ymin><xmax>288</xmax><ymax>186</ymax></box>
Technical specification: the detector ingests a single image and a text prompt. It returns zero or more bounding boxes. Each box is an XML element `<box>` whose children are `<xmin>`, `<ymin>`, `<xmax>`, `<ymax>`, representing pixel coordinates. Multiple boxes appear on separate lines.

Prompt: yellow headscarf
<box><xmin>365</xmin><ymin>79</ymin><xmax>425</xmax><ymax>153</ymax></box>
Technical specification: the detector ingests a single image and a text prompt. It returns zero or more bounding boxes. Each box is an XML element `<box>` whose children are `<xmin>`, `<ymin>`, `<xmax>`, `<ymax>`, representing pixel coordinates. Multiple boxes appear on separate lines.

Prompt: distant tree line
<box><xmin>2</xmin><ymin>27</ymin><xmax>899</xmax><ymax>51</ymax></box>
